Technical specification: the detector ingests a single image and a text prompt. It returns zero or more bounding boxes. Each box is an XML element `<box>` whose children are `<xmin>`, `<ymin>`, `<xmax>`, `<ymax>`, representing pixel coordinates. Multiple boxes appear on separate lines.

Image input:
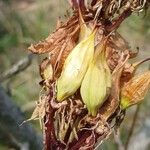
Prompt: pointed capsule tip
<box><xmin>120</xmin><ymin>96</ymin><xmax>130</xmax><ymax>110</ymax></box>
<box><xmin>56</xmin><ymin>91</ymin><xmax>67</xmax><ymax>102</ymax></box>
<box><xmin>90</xmin><ymin>110</ymin><xmax>97</xmax><ymax>117</ymax></box>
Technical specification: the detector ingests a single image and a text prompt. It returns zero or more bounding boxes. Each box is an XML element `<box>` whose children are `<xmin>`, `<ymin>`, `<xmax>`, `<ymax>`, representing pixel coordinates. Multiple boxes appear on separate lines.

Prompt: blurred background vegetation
<box><xmin>0</xmin><ymin>0</ymin><xmax>150</xmax><ymax>150</ymax></box>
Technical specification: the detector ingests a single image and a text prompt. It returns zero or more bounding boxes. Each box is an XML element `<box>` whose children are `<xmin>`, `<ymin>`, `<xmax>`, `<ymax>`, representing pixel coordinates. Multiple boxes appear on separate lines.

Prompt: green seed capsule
<box><xmin>56</xmin><ymin>31</ymin><xmax>96</xmax><ymax>102</ymax></box>
<box><xmin>80</xmin><ymin>40</ymin><xmax>111</xmax><ymax>116</ymax></box>
<box><xmin>81</xmin><ymin>62</ymin><xmax>106</xmax><ymax>116</ymax></box>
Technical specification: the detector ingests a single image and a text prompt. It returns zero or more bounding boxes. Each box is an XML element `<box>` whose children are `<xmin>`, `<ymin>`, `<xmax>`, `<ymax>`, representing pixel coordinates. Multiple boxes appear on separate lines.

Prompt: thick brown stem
<box><xmin>106</xmin><ymin>9</ymin><xmax>132</xmax><ymax>33</ymax></box>
<box><xmin>69</xmin><ymin>0</ymin><xmax>86</xmax><ymax>11</ymax></box>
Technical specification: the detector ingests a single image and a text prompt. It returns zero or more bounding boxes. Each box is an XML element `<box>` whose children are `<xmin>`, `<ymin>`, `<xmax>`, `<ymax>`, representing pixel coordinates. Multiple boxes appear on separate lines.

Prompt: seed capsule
<box><xmin>120</xmin><ymin>71</ymin><xmax>150</xmax><ymax>109</ymax></box>
<box><xmin>56</xmin><ymin>31</ymin><xmax>96</xmax><ymax>101</ymax></box>
<box><xmin>80</xmin><ymin>40</ymin><xmax>111</xmax><ymax>116</ymax></box>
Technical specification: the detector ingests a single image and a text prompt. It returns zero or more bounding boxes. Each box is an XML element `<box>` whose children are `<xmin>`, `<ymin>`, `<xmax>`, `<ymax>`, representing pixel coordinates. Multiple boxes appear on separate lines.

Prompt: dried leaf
<box><xmin>120</xmin><ymin>62</ymin><xmax>135</xmax><ymax>84</ymax></box>
<box><xmin>128</xmin><ymin>48</ymin><xmax>139</xmax><ymax>59</ymax></box>
<box><xmin>121</xmin><ymin>57</ymin><xmax>150</xmax><ymax>84</ymax></box>
<box><xmin>106</xmin><ymin>32</ymin><xmax>130</xmax><ymax>71</ymax></box>
<box><xmin>50</xmin><ymin>36</ymin><xmax>77</xmax><ymax>77</ymax></box>
<box><xmin>21</xmin><ymin>97</ymin><xmax>48</xmax><ymax>128</ymax></box>
<box><xmin>108</xmin><ymin>32</ymin><xmax>130</xmax><ymax>51</ymax></box>
<box><xmin>28</xmin><ymin>15</ymin><xmax>79</xmax><ymax>54</ymax></box>
<box><xmin>99</xmin><ymin>52</ymin><xmax>129</xmax><ymax>121</ymax></box>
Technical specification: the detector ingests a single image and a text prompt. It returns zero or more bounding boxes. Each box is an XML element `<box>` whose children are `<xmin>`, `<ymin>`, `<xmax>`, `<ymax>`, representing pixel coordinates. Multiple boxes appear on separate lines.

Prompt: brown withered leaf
<box><xmin>21</xmin><ymin>96</ymin><xmax>48</xmax><ymax>128</ymax></box>
<box><xmin>50</xmin><ymin>36</ymin><xmax>77</xmax><ymax>77</ymax></box>
<box><xmin>128</xmin><ymin>48</ymin><xmax>139</xmax><ymax>59</ymax></box>
<box><xmin>120</xmin><ymin>62</ymin><xmax>135</xmax><ymax>84</ymax></box>
<box><xmin>28</xmin><ymin>14</ymin><xmax>79</xmax><ymax>54</ymax></box>
<box><xmin>107</xmin><ymin>31</ymin><xmax>139</xmax><ymax>58</ymax></box>
<box><xmin>121</xmin><ymin>71</ymin><xmax>150</xmax><ymax>107</ymax></box>
<box><xmin>31</xmin><ymin>14</ymin><xmax>79</xmax><ymax>78</ymax></box>
<box><xmin>99</xmin><ymin>52</ymin><xmax>129</xmax><ymax>121</ymax></box>
<box><xmin>106</xmin><ymin>46</ymin><xmax>122</xmax><ymax>71</ymax></box>
<box><xmin>121</xmin><ymin>57</ymin><xmax>150</xmax><ymax>85</ymax></box>
<box><xmin>108</xmin><ymin>32</ymin><xmax>130</xmax><ymax>51</ymax></box>
<box><xmin>106</xmin><ymin>32</ymin><xmax>130</xmax><ymax>71</ymax></box>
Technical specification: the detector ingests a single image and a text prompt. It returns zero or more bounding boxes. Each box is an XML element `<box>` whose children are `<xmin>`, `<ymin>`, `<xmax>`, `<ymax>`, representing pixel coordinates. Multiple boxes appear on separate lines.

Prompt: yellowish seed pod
<box><xmin>81</xmin><ymin>62</ymin><xmax>106</xmax><ymax>116</ymax></box>
<box><xmin>80</xmin><ymin>40</ymin><xmax>111</xmax><ymax>116</ymax></box>
<box><xmin>56</xmin><ymin>31</ymin><xmax>96</xmax><ymax>101</ymax></box>
<box><xmin>120</xmin><ymin>71</ymin><xmax>150</xmax><ymax>109</ymax></box>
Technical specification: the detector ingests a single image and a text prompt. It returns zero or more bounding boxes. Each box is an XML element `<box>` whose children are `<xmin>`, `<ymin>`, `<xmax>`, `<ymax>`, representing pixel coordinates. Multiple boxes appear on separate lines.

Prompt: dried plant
<box><xmin>27</xmin><ymin>0</ymin><xmax>150</xmax><ymax>149</ymax></box>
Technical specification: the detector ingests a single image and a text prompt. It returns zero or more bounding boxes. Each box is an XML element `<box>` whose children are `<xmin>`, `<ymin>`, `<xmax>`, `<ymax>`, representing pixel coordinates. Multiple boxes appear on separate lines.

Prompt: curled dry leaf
<box><xmin>29</xmin><ymin>15</ymin><xmax>79</xmax><ymax>77</ymax></box>
<box><xmin>54</xmin><ymin>99</ymin><xmax>85</xmax><ymax>144</ymax></box>
<box><xmin>50</xmin><ymin>36</ymin><xmax>77</xmax><ymax>77</ymax></box>
<box><xmin>22</xmin><ymin>96</ymin><xmax>48</xmax><ymax>128</ymax></box>
<box><xmin>28</xmin><ymin>14</ymin><xmax>79</xmax><ymax>54</ymax></box>
<box><xmin>121</xmin><ymin>57</ymin><xmax>150</xmax><ymax>84</ymax></box>
<box><xmin>106</xmin><ymin>32</ymin><xmax>130</xmax><ymax>71</ymax></box>
<box><xmin>99</xmin><ymin>52</ymin><xmax>129</xmax><ymax>121</ymax></box>
<box><xmin>128</xmin><ymin>48</ymin><xmax>139</xmax><ymax>59</ymax></box>
<box><xmin>108</xmin><ymin>32</ymin><xmax>130</xmax><ymax>51</ymax></box>
<box><xmin>120</xmin><ymin>62</ymin><xmax>135</xmax><ymax>84</ymax></box>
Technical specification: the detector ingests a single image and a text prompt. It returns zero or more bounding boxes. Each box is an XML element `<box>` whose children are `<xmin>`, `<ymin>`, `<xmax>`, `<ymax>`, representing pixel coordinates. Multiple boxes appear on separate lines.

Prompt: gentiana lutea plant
<box><xmin>26</xmin><ymin>0</ymin><xmax>150</xmax><ymax>149</ymax></box>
